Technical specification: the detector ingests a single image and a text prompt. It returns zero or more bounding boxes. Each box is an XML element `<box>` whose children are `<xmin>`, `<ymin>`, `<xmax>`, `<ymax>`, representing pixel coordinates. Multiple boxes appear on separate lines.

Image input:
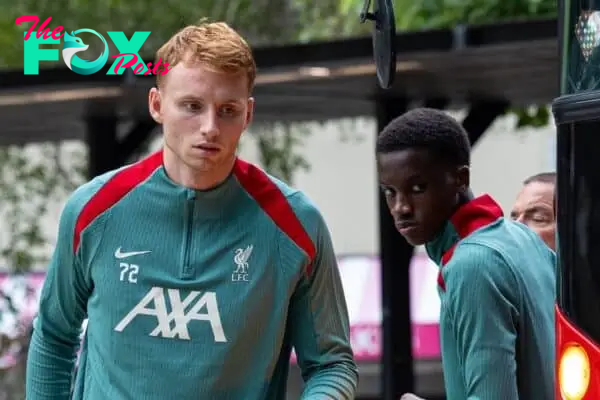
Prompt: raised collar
<box><xmin>425</xmin><ymin>194</ymin><xmax>504</xmax><ymax>267</ymax></box>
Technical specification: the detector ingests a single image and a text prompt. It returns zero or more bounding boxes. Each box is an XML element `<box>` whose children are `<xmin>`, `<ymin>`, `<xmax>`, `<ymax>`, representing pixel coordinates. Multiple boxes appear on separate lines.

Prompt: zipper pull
<box><xmin>186</xmin><ymin>189</ymin><xmax>196</xmax><ymax>201</ymax></box>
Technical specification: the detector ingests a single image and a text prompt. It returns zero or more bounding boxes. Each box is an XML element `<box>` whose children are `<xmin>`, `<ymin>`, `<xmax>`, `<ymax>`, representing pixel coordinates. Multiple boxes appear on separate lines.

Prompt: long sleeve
<box><xmin>443</xmin><ymin>244</ymin><xmax>519</xmax><ymax>400</ymax></box>
<box><xmin>26</xmin><ymin>188</ymin><xmax>98</xmax><ymax>399</ymax></box>
<box><xmin>287</xmin><ymin>194</ymin><xmax>358</xmax><ymax>399</ymax></box>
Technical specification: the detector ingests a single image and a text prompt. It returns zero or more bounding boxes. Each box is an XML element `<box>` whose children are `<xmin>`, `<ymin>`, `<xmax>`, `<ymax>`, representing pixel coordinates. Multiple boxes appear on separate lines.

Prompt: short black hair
<box><xmin>523</xmin><ymin>172</ymin><xmax>556</xmax><ymax>185</ymax></box>
<box><xmin>376</xmin><ymin>108</ymin><xmax>471</xmax><ymax>166</ymax></box>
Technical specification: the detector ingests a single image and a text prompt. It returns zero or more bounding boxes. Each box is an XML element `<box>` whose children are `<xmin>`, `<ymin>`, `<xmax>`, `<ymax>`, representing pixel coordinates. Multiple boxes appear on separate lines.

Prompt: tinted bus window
<box><xmin>563</xmin><ymin>0</ymin><xmax>600</xmax><ymax>94</ymax></box>
<box><xmin>557</xmin><ymin>118</ymin><xmax>600</xmax><ymax>342</ymax></box>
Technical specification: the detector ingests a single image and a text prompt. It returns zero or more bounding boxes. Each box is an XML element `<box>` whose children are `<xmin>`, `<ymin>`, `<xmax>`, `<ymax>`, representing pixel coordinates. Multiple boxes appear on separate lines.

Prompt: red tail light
<box><xmin>556</xmin><ymin>305</ymin><xmax>600</xmax><ymax>399</ymax></box>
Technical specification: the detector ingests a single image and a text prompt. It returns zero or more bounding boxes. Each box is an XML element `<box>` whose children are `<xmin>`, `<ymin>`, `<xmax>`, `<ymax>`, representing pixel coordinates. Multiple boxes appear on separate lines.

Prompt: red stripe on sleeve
<box><xmin>73</xmin><ymin>151</ymin><xmax>163</xmax><ymax>253</ymax></box>
<box><xmin>233</xmin><ymin>159</ymin><xmax>317</xmax><ymax>276</ymax></box>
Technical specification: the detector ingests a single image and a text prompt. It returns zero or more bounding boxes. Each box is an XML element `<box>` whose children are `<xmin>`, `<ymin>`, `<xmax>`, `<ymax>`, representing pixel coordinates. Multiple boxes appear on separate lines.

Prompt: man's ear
<box><xmin>455</xmin><ymin>165</ymin><xmax>470</xmax><ymax>193</ymax></box>
<box><xmin>148</xmin><ymin>87</ymin><xmax>163</xmax><ymax>124</ymax></box>
<box><xmin>245</xmin><ymin>97</ymin><xmax>255</xmax><ymax>128</ymax></box>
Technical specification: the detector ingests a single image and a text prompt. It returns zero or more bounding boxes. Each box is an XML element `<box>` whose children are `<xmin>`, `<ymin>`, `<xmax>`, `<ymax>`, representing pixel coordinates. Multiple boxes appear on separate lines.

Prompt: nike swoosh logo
<box><xmin>114</xmin><ymin>247</ymin><xmax>151</xmax><ymax>259</ymax></box>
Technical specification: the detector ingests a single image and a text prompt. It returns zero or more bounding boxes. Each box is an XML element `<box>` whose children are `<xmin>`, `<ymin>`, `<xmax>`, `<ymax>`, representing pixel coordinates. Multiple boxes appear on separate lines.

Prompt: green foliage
<box><xmin>512</xmin><ymin>105</ymin><xmax>551</xmax><ymax>128</ymax></box>
<box><xmin>3</xmin><ymin>0</ymin><xmax>296</xmax><ymax>68</ymax></box>
<box><xmin>251</xmin><ymin>123</ymin><xmax>312</xmax><ymax>184</ymax></box>
<box><xmin>394</xmin><ymin>0</ymin><xmax>557</xmax><ymax>127</ymax></box>
<box><xmin>288</xmin><ymin>0</ymin><xmax>558</xmax><ymax>128</ymax></box>
<box><xmin>413</xmin><ymin>0</ymin><xmax>556</xmax><ymax>28</ymax></box>
<box><xmin>0</xmin><ymin>143</ymin><xmax>86</xmax><ymax>271</ymax></box>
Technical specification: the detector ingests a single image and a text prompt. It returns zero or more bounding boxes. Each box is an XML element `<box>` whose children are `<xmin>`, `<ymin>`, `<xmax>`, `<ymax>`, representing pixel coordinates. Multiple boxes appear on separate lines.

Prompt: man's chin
<box><xmin>403</xmin><ymin>235</ymin><xmax>427</xmax><ymax>247</ymax></box>
<box><xmin>396</xmin><ymin>230</ymin><xmax>427</xmax><ymax>246</ymax></box>
<box><xmin>185</xmin><ymin>157</ymin><xmax>216</xmax><ymax>172</ymax></box>
<box><xmin>399</xmin><ymin>226</ymin><xmax>438</xmax><ymax>246</ymax></box>
<box><xmin>185</xmin><ymin>153</ymin><xmax>238</xmax><ymax>174</ymax></box>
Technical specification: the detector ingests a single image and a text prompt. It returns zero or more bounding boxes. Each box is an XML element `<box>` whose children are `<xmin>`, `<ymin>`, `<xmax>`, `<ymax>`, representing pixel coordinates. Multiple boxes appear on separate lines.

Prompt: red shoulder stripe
<box><xmin>437</xmin><ymin>244</ymin><xmax>457</xmax><ymax>291</ymax></box>
<box><xmin>437</xmin><ymin>195</ymin><xmax>503</xmax><ymax>292</ymax></box>
<box><xmin>73</xmin><ymin>151</ymin><xmax>163</xmax><ymax>253</ymax></box>
<box><xmin>233</xmin><ymin>159</ymin><xmax>316</xmax><ymax>276</ymax></box>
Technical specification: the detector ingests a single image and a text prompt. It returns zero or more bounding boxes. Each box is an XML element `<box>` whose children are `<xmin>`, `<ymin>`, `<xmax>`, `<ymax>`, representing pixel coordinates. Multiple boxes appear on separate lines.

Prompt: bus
<box><xmin>553</xmin><ymin>92</ymin><xmax>600</xmax><ymax>400</ymax></box>
<box><xmin>553</xmin><ymin>0</ymin><xmax>600</xmax><ymax>398</ymax></box>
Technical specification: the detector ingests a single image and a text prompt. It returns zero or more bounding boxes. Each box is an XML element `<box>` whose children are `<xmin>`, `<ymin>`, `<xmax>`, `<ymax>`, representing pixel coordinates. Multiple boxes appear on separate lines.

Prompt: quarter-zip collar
<box><xmin>156</xmin><ymin>157</ymin><xmax>243</xmax><ymax>220</ymax></box>
<box><xmin>425</xmin><ymin>194</ymin><xmax>504</xmax><ymax>267</ymax></box>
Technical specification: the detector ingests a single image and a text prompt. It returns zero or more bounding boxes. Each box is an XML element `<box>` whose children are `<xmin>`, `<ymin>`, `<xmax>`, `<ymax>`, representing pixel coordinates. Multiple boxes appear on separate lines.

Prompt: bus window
<box><xmin>563</xmin><ymin>1</ymin><xmax>600</xmax><ymax>94</ymax></box>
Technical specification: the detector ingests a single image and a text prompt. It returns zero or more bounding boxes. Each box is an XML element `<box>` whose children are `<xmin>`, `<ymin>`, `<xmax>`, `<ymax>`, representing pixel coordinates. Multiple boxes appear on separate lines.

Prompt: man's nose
<box><xmin>202</xmin><ymin>109</ymin><xmax>220</xmax><ymax>139</ymax></box>
<box><xmin>391</xmin><ymin>195</ymin><xmax>413</xmax><ymax>217</ymax></box>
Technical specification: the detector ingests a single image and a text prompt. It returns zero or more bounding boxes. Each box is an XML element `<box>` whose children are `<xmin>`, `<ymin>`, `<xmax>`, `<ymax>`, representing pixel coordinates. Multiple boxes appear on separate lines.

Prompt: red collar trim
<box><xmin>438</xmin><ymin>194</ymin><xmax>503</xmax><ymax>291</ymax></box>
<box><xmin>449</xmin><ymin>194</ymin><xmax>504</xmax><ymax>239</ymax></box>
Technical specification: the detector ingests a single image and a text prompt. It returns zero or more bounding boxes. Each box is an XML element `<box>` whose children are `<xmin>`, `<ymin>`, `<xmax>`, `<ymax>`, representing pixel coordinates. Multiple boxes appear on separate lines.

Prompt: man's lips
<box><xmin>193</xmin><ymin>143</ymin><xmax>221</xmax><ymax>152</ymax></box>
<box><xmin>395</xmin><ymin>221</ymin><xmax>418</xmax><ymax>233</ymax></box>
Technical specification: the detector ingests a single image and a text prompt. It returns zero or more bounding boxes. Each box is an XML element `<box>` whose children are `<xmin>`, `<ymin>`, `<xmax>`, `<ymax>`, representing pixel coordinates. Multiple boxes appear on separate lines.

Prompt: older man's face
<box><xmin>511</xmin><ymin>181</ymin><xmax>556</xmax><ymax>250</ymax></box>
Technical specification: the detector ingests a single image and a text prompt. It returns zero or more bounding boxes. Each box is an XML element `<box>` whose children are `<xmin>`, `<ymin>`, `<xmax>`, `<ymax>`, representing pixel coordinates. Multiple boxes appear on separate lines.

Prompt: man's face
<box><xmin>511</xmin><ymin>181</ymin><xmax>556</xmax><ymax>250</ymax></box>
<box><xmin>148</xmin><ymin>62</ymin><xmax>254</xmax><ymax>174</ymax></box>
<box><xmin>377</xmin><ymin>148</ymin><xmax>468</xmax><ymax>246</ymax></box>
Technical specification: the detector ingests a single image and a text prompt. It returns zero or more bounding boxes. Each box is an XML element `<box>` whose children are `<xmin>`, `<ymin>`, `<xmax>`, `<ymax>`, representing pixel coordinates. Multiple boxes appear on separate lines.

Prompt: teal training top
<box><xmin>26</xmin><ymin>151</ymin><xmax>358</xmax><ymax>400</ymax></box>
<box><xmin>426</xmin><ymin>194</ymin><xmax>555</xmax><ymax>400</ymax></box>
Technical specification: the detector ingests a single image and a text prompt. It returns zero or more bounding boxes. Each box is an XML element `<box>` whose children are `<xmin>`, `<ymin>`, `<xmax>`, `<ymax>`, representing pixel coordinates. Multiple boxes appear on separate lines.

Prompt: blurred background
<box><xmin>0</xmin><ymin>0</ymin><xmax>559</xmax><ymax>398</ymax></box>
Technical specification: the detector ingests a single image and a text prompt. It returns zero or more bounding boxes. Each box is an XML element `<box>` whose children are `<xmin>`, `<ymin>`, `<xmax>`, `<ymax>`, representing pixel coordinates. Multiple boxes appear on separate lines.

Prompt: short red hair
<box><xmin>155</xmin><ymin>21</ymin><xmax>256</xmax><ymax>92</ymax></box>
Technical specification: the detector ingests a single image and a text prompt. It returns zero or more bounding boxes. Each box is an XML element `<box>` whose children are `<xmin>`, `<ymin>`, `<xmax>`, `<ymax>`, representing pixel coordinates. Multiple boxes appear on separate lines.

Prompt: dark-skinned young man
<box><xmin>376</xmin><ymin>108</ymin><xmax>555</xmax><ymax>400</ymax></box>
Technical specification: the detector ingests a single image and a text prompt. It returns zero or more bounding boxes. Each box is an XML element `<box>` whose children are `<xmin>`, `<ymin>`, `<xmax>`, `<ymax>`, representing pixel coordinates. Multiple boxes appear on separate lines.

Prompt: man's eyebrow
<box><xmin>177</xmin><ymin>96</ymin><xmax>245</xmax><ymax>104</ymax></box>
<box><xmin>223</xmin><ymin>99</ymin><xmax>245</xmax><ymax>104</ymax></box>
<box><xmin>178</xmin><ymin>95</ymin><xmax>203</xmax><ymax>101</ymax></box>
<box><xmin>524</xmin><ymin>205</ymin><xmax>554</xmax><ymax>215</ymax></box>
<box><xmin>403</xmin><ymin>172</ymin><xmax>425</xmax><ymax>181</ymax></box>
